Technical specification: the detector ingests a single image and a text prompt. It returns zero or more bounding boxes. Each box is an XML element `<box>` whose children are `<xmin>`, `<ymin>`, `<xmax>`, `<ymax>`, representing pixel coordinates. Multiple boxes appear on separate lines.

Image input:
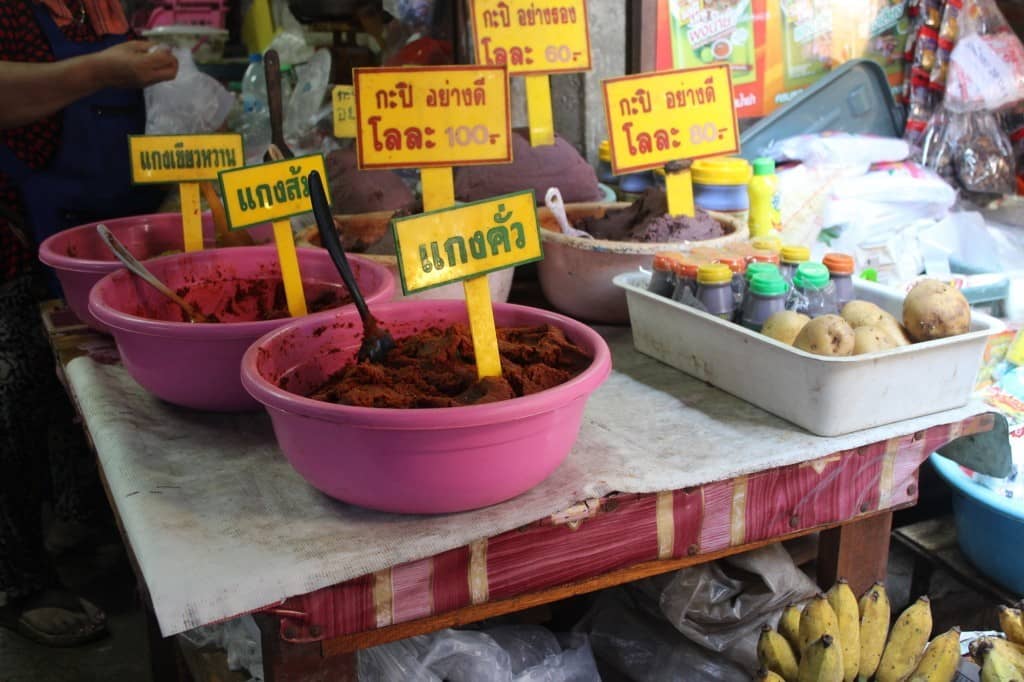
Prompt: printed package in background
<box><xmin>666</xmin><ymin>0</ymin><xmax>768</xmax><ymax>118</ymax></box>
<box><xmin>654</xmin><ymin>0</ymin><xmax>910</xmax><ymax>122</ymax></box>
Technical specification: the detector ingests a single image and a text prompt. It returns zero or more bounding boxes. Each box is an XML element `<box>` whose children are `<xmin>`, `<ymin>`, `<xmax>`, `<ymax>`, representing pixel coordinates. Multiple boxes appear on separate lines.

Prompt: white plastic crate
<box><xmin>614</xmin><ymin>272</ymin><xmax>1004</xmax><ymax>436</ymax></box>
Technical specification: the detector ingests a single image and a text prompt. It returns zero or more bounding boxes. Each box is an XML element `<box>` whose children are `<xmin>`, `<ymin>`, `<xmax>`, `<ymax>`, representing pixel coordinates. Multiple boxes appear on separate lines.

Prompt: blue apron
<box><xmin>0</xmin><ymin>4</ymin><xmax>163</xmax><ymax>249</ymax></box>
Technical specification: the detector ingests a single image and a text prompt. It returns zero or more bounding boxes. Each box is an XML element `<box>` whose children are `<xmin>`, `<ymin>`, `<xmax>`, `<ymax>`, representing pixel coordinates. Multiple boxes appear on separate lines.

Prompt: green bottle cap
<box><xmin>749</xmin><ymin>271</ymin><xmax>788</xmax><ymax>296</ymax></box>
<box><xmin>752</xmin><ymin>157</ymin><xmax>776</xmax><ymax>176</ymax></box>
<box><xmin>792</xmin><ymin>262</ymin><xmax>830</xmax><ymax>290</ymax></box>
<box><xmin>745</xmin><ymin>261</ymin><xmax>780</xmax><ymax>282</ymax></box>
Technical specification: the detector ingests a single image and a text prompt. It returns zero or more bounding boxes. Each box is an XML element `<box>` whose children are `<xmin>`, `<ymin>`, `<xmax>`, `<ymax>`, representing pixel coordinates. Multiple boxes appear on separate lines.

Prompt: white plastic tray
<box><xmin>613</xmin><ymin>272</ymin><xmax>1004</xmax><ymax>436</ymax></box>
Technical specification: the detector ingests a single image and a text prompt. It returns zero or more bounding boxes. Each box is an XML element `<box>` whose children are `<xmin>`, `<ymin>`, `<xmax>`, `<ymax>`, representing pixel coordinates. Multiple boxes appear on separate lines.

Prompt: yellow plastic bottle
<box><xmin>748</xmin><ymin>157</ymin><xmax>781</xmax><ymax>238</ymax></box>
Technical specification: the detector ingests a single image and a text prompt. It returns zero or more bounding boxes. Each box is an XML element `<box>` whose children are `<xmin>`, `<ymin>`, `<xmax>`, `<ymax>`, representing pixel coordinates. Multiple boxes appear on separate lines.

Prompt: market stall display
<box><xmin>88</xmin><ymin>246</ymin><xmax>393</xmax><ymax>411</ymax></box>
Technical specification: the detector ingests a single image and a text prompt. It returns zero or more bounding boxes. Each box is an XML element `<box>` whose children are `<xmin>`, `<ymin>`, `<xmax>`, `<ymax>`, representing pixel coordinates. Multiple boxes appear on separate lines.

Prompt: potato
<box><xmin>793</xmin><ymin>315</ymin><xmax>855</xmax><ymax>356</ymax></box>
<box><xmin>853</xmin><ymin>325</ymin><xmax>898</xmax><ymax>355</ymax></box>
<box><xmin>876</xmin><ymin>317</ymin><xmax>912</xmax><ymax>346</ymax></box>
<box><xmin>840</xmin><ymin>300</ymin><xmax>888</xmax><ymax>329</ymax></box>
<box><xmin>902</xmin><ymin>279</ymin><xmax>971</xmax><ymax>341</ymax></box>
<box><xmin>762</xmin><ymin>310</ymin><xmax>811</xmax><ymax>345</ymax></box>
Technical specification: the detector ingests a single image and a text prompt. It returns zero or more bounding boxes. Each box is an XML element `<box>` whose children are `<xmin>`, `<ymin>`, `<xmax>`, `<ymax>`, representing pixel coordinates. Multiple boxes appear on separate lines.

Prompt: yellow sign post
<box><xmin>332</xmin><ymin>85</ymin><xmax>357</xmax><ymax>139</ymax></box>
<box><xmin>354</xmin><ymin>64</ymin><xmax>514</xmax><ymax>378</ymax></box>
<box><xmin>469</xmin><ymin>0</ymin><xmax>591</xmax><ymax>147</ymax></box>
<box><xmin>129</xmin><ymin>133</ymin><xmax>244</xmax><ymax>252</ymax></box>
<box><xmin>392</xmin><ymin>190</ymin><xmax>542</xmax><ymax>378</ymax></box>
<box><xmin>218</xmin><ymin>154</ymin><xmax>330</xmax><ymax>318</ymax></box>
<box><xmin>602</xmin><ymin>65</ymin><xmax>739</xmax><ymax>216</ymax></box>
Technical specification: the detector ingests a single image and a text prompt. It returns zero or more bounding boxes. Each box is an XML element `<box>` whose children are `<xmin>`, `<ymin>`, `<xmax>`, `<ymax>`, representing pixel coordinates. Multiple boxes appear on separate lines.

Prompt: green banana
<box><xmin>857</xmin><ymin>582</ymin><xmax>891</xmax><ymax>682</ymax></box>
<box><xmin>908</xmin><ymin>627</ymin><xmax>961</xmax><ymax>682</ymax></box>
<box><xmin>799</xmin><ymin>634</ymin><xmax>844</xmax><ymax>682</ymax></box>
<box><xmin>828</xmin><ymin>579</ymin><xmax>860</xmax><ymax>682</ymax></box>
<box><xmin>758</xmin><ymin>624</ymin><xmax>800</xmax><ymax>682</ymax></box>
<box><xmin>876</xmin><ymin>595</ymin><xmax>933</xmax><ymax>682</ymax></box>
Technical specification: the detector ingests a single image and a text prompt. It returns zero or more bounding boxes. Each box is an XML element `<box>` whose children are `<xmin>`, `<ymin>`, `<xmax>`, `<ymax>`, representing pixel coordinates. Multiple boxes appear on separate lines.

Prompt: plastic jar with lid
<box><xmin>741</xmin><ymin>271</ymin><xmax>790</xmax><ymax>331</ymax></box>
<box><xmin>597</xmin><ymin>140</ymin><xmax>616</xmax><ymax>186</ymax></box>
<box><xmin>787</xmin><ymin>262</ymin><xmax>838</xmax><ymax>317</ymax></box>
<box><xmin>695</xmin><ymin>263</ymin><xmax>735</xmax><ymax>319</ymax></box>
<box><xmin>691</xmin><ymin>157</ymin><xmax>753</xmax><ymax>225</ymax></box>
<box><xmin>670</xmin><ymin>259</ymin><xmax>701</xmax><ymax>303</ymax></box>
<box><xmin>715</xmin><ymin>255</ymin><xmax>747</xmax><ymax>313</ymax></box>
<box><xmin>779</xmin><ymin>244</ymin><xmax>810</xmax><ymax>282</ymax></box>
<box><xmin>822</xmin><ymin>252</ymin><xmax>856</xmax><ymax>312</ymax></box>
<box><xmin>751</xmin><ymin>234</ymin><xmax>782</xmax><ymax>254</ymax></box>
<box><xmin>649</xmin><ymin>252</ymin><xmax>681</xmax><ymax>296</ymax></box>
<box><xmin>744</xmin><ymin>261</ymin><xmax>780</xmax><ymax>284</ymax></box>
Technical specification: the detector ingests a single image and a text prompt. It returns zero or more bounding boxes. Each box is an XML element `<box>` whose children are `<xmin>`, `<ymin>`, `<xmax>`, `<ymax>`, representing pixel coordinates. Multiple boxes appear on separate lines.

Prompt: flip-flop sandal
<box><xmin>0</xmin><ymin>588</ymin><xmax>108</xmax><ymax>647</ymax></box>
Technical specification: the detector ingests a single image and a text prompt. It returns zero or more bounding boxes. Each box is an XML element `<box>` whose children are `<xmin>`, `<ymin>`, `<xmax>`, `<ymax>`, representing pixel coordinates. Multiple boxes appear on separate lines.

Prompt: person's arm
<box><xmin>0</xmin><ymin>40</ymin><xmax>177</xmax><ymax>130</ymax></box>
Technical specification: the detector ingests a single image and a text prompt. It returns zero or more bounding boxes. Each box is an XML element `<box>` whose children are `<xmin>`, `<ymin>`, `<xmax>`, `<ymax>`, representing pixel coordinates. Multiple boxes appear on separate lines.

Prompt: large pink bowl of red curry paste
<box><xmin>241</xmin><ymin>300</ymin><xmax>611</xmax><ymax>514</ymax></box>
<box><xmin>88</xmin><ymin>245</ymin><xmax>394</xmax><ymax>412</ymax></box>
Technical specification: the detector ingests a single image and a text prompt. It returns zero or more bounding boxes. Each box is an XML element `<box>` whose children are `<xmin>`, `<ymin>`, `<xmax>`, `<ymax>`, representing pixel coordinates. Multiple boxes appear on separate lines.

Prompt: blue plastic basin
<box><xmin>930</xmin><ymin>452</ymin><xmax>1024</xmax><ymax>595</ymax></box>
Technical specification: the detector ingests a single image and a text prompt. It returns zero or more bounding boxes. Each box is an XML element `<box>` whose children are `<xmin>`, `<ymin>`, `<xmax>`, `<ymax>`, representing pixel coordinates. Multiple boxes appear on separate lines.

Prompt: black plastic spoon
<box><xmin>308</xmin><ymin>170</ymin><xmax>395</xmax><ymax>363</ymax></box>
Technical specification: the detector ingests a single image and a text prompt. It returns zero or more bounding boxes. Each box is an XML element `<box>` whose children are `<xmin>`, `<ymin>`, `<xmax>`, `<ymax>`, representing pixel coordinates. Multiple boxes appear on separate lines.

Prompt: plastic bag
<box><xmin>767</xmin><ymin>133</ymin><xmax>909</xmax><ymax>169</ymax></box>
<box><xmin>357</xmin><ymin>627</ymin><xmax>599</xmax><ymax>682</ymax></box>
<box><xmin>180</xmin><ymin>615</ymin><xmax>264</xmax><ymax>681</ymax></box>
<box><xmin>952</xmin><ymin>109</ymin><xmax>1017</xmax><ymax>194</ymax></box>
<box><xmin>657</xmin><ymin>544</ymin><xmax>819</xmax><ymax>673</ymax></box>
<box><xmin>145</xmin><ymin>47</ymin><xmax>234</xmax><ymax>135</ymax></box>
<box><xmin>945</xmin><ymin>0</ymin><xmax>1024</xmax><ymax>112</ymax></box>
<box><xmin>573</xmin><ymin>586</ymin><xmax>749</xmax><ymax>682</ymax></box>
<box><xmin>284</xmin><ymin>48</ymin><xmax>332</xmax><ymax>144</ymax></box>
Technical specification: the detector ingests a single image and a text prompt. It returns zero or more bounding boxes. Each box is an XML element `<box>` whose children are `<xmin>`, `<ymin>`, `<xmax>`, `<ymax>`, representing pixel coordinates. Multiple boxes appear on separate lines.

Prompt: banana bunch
<box><xmin>970</xmin><ymin>605</ymin><xmax>1024</xmax><ymax>681</ymax></box>
<box><xmin>755</xmin><ymin>580</ymin><xmax>957</xmax><ymax>682</ymax></box>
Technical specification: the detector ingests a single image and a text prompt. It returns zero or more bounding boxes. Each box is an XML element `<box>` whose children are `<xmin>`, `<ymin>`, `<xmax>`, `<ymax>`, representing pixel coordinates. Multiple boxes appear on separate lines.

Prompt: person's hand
<box><xmin>89</xmin><ymin>40</ymin><xmax>178</xmax><ymax>89</ymax></box>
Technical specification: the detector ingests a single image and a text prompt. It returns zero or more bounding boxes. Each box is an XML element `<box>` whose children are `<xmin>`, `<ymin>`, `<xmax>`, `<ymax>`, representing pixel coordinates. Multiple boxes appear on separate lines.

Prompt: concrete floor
<box><xmin>0</xmin><ymin>539</ymin><xmax>150</xmax><ymax>682</ymax></box>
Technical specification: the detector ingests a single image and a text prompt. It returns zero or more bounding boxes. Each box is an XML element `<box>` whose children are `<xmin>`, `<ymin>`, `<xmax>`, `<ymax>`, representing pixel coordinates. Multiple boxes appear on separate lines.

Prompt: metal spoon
<box><xmin>96</xmin><ymin>224</ymin><xmax>213</xmax><ymax>324</ymax></box>
<box><xmin>308</xmin><ymin>170</ymin><xmax>395</xmax><ymax>363</ymax></box>
<box><xmin>544</xmin><ymin>187</ymin><xmax>592</xmax><ymax>239</ymax></box>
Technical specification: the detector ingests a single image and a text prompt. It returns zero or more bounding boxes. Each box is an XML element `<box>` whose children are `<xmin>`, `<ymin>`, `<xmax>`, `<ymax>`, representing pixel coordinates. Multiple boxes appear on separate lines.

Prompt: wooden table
<box><xmin>39</xmin><ymin>300</ymin><xmax>996</xmax><ymax>682</ymax></box>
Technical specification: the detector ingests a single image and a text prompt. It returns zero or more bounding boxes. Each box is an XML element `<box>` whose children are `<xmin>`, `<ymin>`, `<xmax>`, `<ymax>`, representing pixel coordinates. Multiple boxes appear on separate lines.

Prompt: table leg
<box><xmin>817</xmin><ymin>511</ymin><xmax>893</xmax><ymax>597</ymax></box>
<box><xmin>256</xmin><ymin>615</ymin><xmax>357</xmax><ymax>682</ymax></box>
<box><xmin>145</xmin><ymin>594</ymin><xmax>187</xmax><ymax>682</ymax></box>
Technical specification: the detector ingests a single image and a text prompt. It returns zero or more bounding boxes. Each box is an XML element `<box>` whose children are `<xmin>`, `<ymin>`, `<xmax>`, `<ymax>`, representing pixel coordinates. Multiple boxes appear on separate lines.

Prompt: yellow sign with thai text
<box><xmin>469</xmin><ymin>0</ymin><xmax>591</xmax><ymax>75</ymax></box>
<box><xmin>603</xmin><ymin>65</ymin><xmax>739</xmax><ymax>175</ymax></box>
<box><xmin>392</xmin><ymin>190</ymin><xmax>541</xmax><ymax>294</ymax></box>
<box><xmin>129</xmin><ymin>134</ymin><xmax>243</xmax><ymax>184</ymax></box>
<box><xmin>218</xmin><ymin>154</ymin><xmax>329</xmax><ymax>230</ymax></box>
<box><xmin>332</xmin><ymin>85</ymin><xmax>357</xmax><ymax>138</ymax></box>
<box><xmin>354</xmin><ymin>65</ymin><xmax>511</xmax><ymax>170</ymax></box>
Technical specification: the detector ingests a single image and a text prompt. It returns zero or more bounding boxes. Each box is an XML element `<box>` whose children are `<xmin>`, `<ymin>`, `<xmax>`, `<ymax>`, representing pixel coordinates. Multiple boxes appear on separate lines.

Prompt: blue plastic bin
<box><xmin>930</xmin><ymin>452</ymin><xmax>1024</xmax><ymax>595</ymax></box>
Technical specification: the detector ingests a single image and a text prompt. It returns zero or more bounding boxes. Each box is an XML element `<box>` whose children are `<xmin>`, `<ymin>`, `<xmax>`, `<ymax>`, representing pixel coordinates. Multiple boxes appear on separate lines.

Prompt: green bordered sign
<box><xmin>392</xmin><ymin>190</ymin><xmax>541</xmax><ymax>295</ymax></box>
<box><xmin>129</xmin><ymin>133</ymin><xmax>244</xmax><ymax>184</ymax></box>
<box><xmin>218</xmin><ymin>154</ymin><xmax>329</xmax><ymax>230</ymax></box>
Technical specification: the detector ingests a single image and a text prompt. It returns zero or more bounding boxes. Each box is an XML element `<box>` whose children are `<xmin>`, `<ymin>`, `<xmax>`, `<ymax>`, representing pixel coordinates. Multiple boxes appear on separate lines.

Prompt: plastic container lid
<box><xmin>753</xmin><ymin>157</ymin><xmax>776</xmax><ymax>176</ymax></box>
<box><xmin>780</xmin><ymin>244</ymin><xmax>810</xmax><ymax>264</ymax></box>
<box><xmin>822</xmin><ymin>252</ymin><xmax>855</xmax><ymax>275</ymax></box>
<box><xmin>599</xmin><ymin>140</ymin><xmax>611</xmax><ymax>162</ymax></box>
<box><xmin>697</xmin><ymin>262</ymin><xmax>732</xmax><ymax>285</ymax></box>
<box><xmin>672</xmin><ymin>260</ymin><xmax>701</xmax><ymax>278</ymax></box>
<box><xmin>749</xmin><ymin>271</ymin><xmax>789</xmax><ymax>296</ymax></box>
<box><xmin>715</xmin><ymin>255</ymin><xmax>747</xmax><ymax>274</ymax></box>
<box><xmin>745</xmin><ymin>261</ymin><xmax>781</xmax><ymax>282</ymax></box>
<box><xmin>749</xmin><ymin>250</ymin><xmax>780</xmax><ymax>265</ymax></box>
<box><xmin>691</xmin><ymin>157</ymin><xmax>753</xmax><ymax>186</ymax></box>
<box><xmin>792</xmin><ymin>262</ymin><xmax>831</xmax><ymax>290</ymax></box>
<box><xmin>739</xmin><ymin>60</ymin><xmax>903</xmax><ymax>161</ymax></box>
<box><xmin>653</xmin><ymin>252</ymin><xmax>682</xmax><ymax>272</ymax></box>
<box><xmin>751</xmin><ymin>235</ymin><xmax>782</xmax><ymax>253</ymax></box>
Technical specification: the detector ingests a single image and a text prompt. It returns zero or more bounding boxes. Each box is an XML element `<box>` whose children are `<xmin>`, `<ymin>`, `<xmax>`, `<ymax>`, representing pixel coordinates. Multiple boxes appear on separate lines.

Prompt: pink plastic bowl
<box><xmin>39</xmin><ymin>212</ymin><xmax>272</xmax><ymax>333</ymax></box>
<box><xmin>88</xmin><ymin>246</ymin><xmax>394</xmax><ymax>412</ymax></box>
<box><xmin>241</xmin><ymin>301</ymin><xmax>612</xmax><ymax>513</ymax></box>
